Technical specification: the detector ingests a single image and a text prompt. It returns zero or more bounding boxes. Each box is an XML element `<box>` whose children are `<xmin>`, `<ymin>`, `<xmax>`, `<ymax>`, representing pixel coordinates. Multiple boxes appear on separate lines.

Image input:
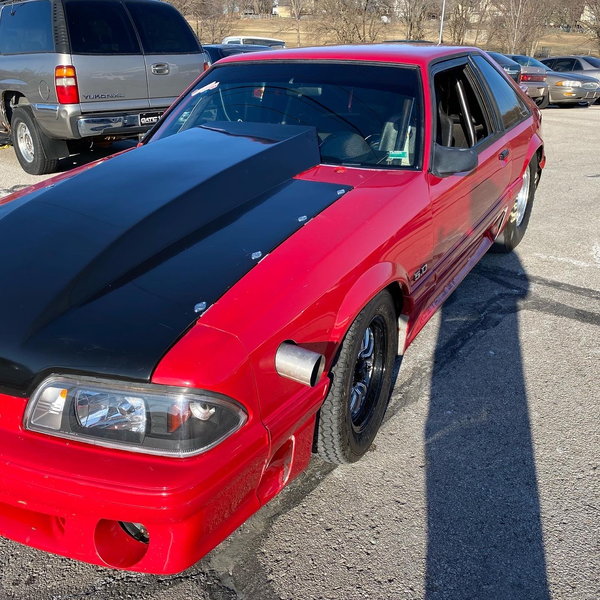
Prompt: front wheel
<box><xmin>315</xmin><ymin>289</ymin><xmax>398</xmax><ymax>464</ymax></box>
<box><xmin>11</xmin><ymin>107</ymin><xmax>59</xmax><ymax>175</ymax></box>
<box><xmin>491</xmin><ymin>158</ymin><xmax>537</xmax><ymax>253</ymax></box>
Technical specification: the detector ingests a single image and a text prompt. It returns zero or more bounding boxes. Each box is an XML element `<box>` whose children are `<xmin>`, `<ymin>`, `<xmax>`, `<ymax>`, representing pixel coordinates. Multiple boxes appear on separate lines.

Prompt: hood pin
<box><xmin>194</xmin><ymin>302</ymin><xmax>207</xmax><ymax>314</ymax></box>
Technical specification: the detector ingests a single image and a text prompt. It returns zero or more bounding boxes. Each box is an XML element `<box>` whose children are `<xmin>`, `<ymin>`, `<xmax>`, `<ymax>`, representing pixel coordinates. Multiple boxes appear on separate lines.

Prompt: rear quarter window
<box><xmin>0</xmin><ymin>0</ymin><xmax>54</xmax><ymax>54</ymax></box>
<box><xmin>125</xmin><ymin>2</ymin><xmax>201</xmax><ymax>54</ymax></box>
<box><xmin>64</xmin><ymin>0</ymin><xmax>141</xmax><ymax>55</ymax></box>
<box><xmin>472</xmin><ymin>55</ymin><xmax>529</xmax><ymax>131</ymax></box>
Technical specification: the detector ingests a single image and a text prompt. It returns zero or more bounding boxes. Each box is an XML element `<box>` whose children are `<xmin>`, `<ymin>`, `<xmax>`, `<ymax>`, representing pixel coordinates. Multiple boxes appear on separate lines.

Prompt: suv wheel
<box><xmin>11</xmin><ymin>107</ymin><xmax>59</xmax><ymax>175</ymax></box>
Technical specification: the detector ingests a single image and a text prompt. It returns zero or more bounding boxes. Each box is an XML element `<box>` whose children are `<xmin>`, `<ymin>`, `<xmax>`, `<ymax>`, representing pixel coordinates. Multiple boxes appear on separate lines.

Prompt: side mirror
<box><xmin>431</xmin><ymin>143</ymin><xmax>478</xmax><ymax>177</ymax></box>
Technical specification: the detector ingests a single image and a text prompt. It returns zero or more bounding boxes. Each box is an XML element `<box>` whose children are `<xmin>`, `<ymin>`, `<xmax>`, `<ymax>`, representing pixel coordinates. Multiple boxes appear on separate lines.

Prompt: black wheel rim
<box><xmin>349</xmin><ymin>315</ymin><xmax>387</xmax><ymax>432</ymax></box>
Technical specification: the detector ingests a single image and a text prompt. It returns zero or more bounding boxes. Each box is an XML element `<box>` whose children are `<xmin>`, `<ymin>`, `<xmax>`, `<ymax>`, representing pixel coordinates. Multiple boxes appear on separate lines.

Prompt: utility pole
<box><xmin>438</xmin><ymin>0</ymin><xmax>447</xmax><ymax>45</ymax></box>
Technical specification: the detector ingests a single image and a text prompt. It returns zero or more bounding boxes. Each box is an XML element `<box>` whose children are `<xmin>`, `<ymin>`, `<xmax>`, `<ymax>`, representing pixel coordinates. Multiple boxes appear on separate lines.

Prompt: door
<box><xmin>427</xmin><ymin>58</ymin><xmax>512</xmax><ymax>275</ymax></box>
<box><xmin>125</xmin><ymin>1</ymin><xmax>205</xmax><ymax>109</ymax></box>
<box><xmin>63</xmin><ymin>0</ymin><xmax>149</xmax><ymax>113</ymax></box>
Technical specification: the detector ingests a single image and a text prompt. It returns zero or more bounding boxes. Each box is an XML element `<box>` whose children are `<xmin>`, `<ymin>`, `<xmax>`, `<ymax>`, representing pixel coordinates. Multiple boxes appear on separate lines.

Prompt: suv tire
<box><xmin>11</xmin><ymin>107</ymin><xmax>59</xmax><ymax>175</ymax></box>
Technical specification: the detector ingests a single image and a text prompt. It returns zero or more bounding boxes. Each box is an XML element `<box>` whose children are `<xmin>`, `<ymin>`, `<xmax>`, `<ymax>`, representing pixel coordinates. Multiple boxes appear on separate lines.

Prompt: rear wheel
<box><xmin>11</xmin><ymin>107</ymin><xmax>59</xmax><ymax>175</ymax></box>
<box><xmin>315</xmin><ymin>290</ymin><xmax>398</xmax><ymax>464</ymax></box>
<box><xmin>535</xmin><ymin>94</ymin><xmax>549</xmax><ymax>109</ymax></box>
<box><xmin>491</xmin><ymin>158</ymin><xmax>536</xmax><ymax>253</ymax></box>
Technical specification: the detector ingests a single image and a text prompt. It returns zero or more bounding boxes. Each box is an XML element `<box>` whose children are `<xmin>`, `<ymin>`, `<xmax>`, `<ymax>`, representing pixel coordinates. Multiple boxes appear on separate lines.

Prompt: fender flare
<box><xmin>329</xmin><ymin>261</ymin><xmax>410</xmax><ymax>355</ymax></box>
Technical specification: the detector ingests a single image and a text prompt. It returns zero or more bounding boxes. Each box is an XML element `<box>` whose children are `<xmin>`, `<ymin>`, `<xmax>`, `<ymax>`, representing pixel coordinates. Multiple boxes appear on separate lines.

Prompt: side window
<box><xmin>125</xmin><ymin>2</ymin><xmax>200</xmax><ymax>54</ymax></box>
<box><xmin>64</xmin><ymin>0</ymin><xmax>140</xmax><ymax>55</ymax></box>
<box><xmin>472</xmin><ymin>55</ymin><xmax>529</xmax><ymax>131</ymax></box>
<box><xmin>0</xmin><ymin>0</ymin><xmax>54</xmax><ymax>54</ymax></box>
<box><xmin>553</xmin><ymin>58</ymin><xmax>576</xmax><ymax>72</ymax></box>
<box><xmin>573</xmin><ymin>59</ymin><xmax>584</xmax><ymax>70</ymax></box>
<box><xmin>434</xmin><ymin>63</ymin><xmax>491</xmax><ymax>149</ymax></box>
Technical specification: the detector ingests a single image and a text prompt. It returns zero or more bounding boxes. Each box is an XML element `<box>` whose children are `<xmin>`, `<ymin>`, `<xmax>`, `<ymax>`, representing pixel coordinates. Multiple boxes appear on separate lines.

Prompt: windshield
<box><xmin>151</xmin><ymin>62</ymin><xmax>422</xmax><ymax>169</ymax></box>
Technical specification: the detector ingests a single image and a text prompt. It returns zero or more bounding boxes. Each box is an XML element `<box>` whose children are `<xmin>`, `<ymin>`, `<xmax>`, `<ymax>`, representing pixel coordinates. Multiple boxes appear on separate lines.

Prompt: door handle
<box><xmin>151</xmin><ymin>63</ymin><xmax>170</xmax><ymax>75</ymax></box>
<box><xmin>499</xmin><ymin>148</ymin><xmax>510</xmax><ymax>160</ymax></box>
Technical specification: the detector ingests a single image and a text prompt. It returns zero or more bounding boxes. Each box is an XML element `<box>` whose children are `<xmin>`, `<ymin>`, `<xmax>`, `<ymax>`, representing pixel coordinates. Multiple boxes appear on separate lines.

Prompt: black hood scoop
<box><xmin>0</xmin><ymin>123</ymin><xmax>351</xmax><ymax>395</ymax></box>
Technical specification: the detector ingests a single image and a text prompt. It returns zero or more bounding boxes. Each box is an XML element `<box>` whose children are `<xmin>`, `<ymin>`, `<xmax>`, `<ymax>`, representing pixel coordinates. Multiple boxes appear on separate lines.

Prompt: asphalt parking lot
<box><xmin>0</xmin><ymin>105</ymin><xmax>599</xmax><ymax>600</ymax></box>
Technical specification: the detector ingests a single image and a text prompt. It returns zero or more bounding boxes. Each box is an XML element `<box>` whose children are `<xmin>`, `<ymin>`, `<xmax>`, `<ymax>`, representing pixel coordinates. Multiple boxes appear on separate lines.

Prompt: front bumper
<box><xmin>550</xmin><ymin>87</ymin><xmax>600</xmax><ymax>104</ymax></box>
<box><xmin>0</xmin><ymin>391</ymin><xmax>270</xmax><ymax>574</ymax></box>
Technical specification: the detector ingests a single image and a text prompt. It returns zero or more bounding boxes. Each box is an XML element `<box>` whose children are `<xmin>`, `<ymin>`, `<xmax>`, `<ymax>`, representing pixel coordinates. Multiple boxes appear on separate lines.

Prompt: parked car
<box><xmin>0</xmin><ymin>44</ymin><xmax>544</xmax><ymax>574</ymax></box>
<box><xmin>540</xmin><ymin>55</ymin><xmax>600</xmax><ymax>82</ymax></box>
<box><xmin>487</xmin><ymin>51</ymin><xmax>521</xmax><ymax>82</ymax></box>
<box><xmin>497</xmin><ymin>54</ymin><xmax>549</xmax><ymax>107</ymax></box>
<box><xmin>508</xmin><ymin>54</ymin><xmax>600</xmax><ymax>106</ymax></box>
<box><xmin>203</xmin><ymin>43</ymin><xmax>272</xmax><ymax>65</ymax></box>
<box><xmin>222</xmin><ymin>36</ymin><xmax>285</xmax><ymax>48</ymax></box>
<box><xmin>0</xmin><ymin>0</ymin><xmax>208</xmax><ymax>175</ymax></box>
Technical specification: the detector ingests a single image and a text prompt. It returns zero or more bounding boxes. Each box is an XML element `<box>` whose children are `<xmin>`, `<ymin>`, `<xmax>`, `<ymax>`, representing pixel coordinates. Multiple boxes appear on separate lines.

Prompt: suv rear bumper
<box><xmin>76</xmin><ymin>112</ymin><xmax>164</xmax><ymax>137</ymax></box>
<box><xmin>33</xmin><ymin>104</ymin><xmax>167</xmax><ymax>140</ymax></box>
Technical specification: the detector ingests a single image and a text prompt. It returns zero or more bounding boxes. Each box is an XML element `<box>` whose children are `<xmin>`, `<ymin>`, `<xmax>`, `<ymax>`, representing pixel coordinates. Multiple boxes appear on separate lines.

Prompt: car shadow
<box><xmin>55</xmin><ymin>140</ymin><xmax>138</xmax><ymax>172</ymax></box>
<box><xmin>424</xmin><ymin>251</ymin><xmax>550</xmax><ymax>599</ymax></box>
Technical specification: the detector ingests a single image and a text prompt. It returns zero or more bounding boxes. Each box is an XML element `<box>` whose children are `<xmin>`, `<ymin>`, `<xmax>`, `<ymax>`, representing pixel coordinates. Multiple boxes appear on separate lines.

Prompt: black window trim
<box><xmin>428</xmin><ymin>54</ymin><xmax>501</xmax><ymax>166</ymax></box>
<box><xmin>469</xmin><ymin>52</ymin><xmax>531</xmax><ymax>134</ymax></box>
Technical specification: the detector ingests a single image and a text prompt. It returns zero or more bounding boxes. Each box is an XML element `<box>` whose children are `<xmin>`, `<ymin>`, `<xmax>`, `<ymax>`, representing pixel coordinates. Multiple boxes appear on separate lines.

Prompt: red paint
<box><xmin>0</xmin><ymin>45</ymin><xmax>544</xmax><ymax>573</ymax></box>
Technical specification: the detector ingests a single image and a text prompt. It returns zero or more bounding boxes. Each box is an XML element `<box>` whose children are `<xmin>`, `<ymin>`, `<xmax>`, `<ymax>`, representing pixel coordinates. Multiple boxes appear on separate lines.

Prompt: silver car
<box><xmin>540</xmin><ymin>55</ymin><xmax>600</xmax><ymax>82</ymax></box>
<box><xmin>0</xmin><ymin>0</ymin><xmax>208</xmax><ymax>174</ymax></box>
<box><xmin>508</xmin><ymin>55</ymin><xmax>600</xmax><ymax>107</ymax></box>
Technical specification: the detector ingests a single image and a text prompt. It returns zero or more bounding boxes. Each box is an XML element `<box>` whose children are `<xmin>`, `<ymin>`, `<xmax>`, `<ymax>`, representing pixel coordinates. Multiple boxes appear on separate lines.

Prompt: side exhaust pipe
<box><xmin>275</xmin><ymin>342</ymin><xmax>325</xmax><ymax>387</ymax></box>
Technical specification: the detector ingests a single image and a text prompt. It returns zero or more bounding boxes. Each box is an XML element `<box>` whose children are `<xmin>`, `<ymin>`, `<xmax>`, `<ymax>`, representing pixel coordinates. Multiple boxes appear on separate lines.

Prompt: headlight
<box><xmin>555</xmin><ymin>80</ymin><xmax>582</xmax><ymax>87</ymax></box>
<box><xmin>24</xmin><ymin>375</ymin><xmax>247</xmax><ymax>457</ymax></box>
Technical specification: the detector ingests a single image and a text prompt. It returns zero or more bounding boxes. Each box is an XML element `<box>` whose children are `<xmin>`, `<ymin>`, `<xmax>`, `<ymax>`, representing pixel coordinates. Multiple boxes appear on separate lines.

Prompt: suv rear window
<box><xmin>64</xmin><ymin>0</ymin><xmax>141</xmax><ymax>55</ymax></box>
<box><xmin>0</xmin><ymin>0</ymin><xmax>54</xmax><ymax>54</ymax></box>
<box><xmin>125</xmin><ymin>2</ymin><xmax>200</xmax><ymax>54</ymax></box>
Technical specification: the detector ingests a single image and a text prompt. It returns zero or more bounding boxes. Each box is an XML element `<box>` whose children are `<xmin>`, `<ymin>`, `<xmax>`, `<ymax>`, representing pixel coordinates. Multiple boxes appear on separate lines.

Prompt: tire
<box><xmin>315</xmin><ymin>289</ymin><xmax>398</xmax><ymax>464</ymax></box>
<box><xmin>491</xmin><ymin>158</ymin><xmax>537</xmax><ymax>253</ymax></box>
<box><xmin>11</xmin><ymin>107</ymin><xmax>59</xmax><ymax>175</ymax></box>
<box><xmin>535</xmin><ymin>94</ymin><xmax>549</xmax><ymax>109</ymax></box>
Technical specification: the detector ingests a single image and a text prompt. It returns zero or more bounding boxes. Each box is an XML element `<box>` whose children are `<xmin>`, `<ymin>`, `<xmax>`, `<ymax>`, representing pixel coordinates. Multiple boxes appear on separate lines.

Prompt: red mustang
<box><xmin>0</xmin><ymin>45</ymin><xmax>544</xmax><ymax>573</ymax></box>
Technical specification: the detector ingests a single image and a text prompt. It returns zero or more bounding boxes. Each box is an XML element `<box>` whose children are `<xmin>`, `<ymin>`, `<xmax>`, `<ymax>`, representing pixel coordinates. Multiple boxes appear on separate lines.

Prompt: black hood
<box><xmin>0</xmin><ymin>123</ymin><xmax>351</xmax><ymax>395</ymax></box>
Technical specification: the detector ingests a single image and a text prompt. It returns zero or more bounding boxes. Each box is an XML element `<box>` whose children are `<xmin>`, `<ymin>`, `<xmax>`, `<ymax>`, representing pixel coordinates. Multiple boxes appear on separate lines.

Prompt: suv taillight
<box><xmin>55</xmin><ymin>65</ymin><xmax>80</xmax><ymax>104</ymax></box>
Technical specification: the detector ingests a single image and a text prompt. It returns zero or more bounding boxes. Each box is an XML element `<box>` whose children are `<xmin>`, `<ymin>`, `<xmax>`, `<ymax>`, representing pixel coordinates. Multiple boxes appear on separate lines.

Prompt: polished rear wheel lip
<box><xmin>514</xmin><ymin>167</ymin><xmax>530</xmax><ymax>227</ymax></box>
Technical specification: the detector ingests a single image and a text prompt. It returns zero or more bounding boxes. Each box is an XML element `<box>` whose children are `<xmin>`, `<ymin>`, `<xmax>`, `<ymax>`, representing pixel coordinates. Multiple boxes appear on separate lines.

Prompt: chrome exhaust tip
<box><xmin>275</xmin><ymin>342</ymin><xmax>325</xmax><ymax>387</ymax></box>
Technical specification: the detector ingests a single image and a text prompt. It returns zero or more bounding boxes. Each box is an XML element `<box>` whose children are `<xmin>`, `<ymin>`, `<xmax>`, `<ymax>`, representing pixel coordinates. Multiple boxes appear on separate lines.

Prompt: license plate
<box><xmin>139</xmin><ymin>112</ymin><xmax>162</xmax><ymax>126</ymax></box>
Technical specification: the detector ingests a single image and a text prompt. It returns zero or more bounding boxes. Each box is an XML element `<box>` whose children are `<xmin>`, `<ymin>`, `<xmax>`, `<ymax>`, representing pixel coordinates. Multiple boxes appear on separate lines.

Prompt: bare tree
<box><xmin>582</xmin><ymin>1</ymin><xmax>600</xmax><ymax>53</ymax></box>
<box><xmin>395</xmin><ymin>0</ymin><xmax>435</xmax><ymax>40</ymax></box>
<box><xmin>491</xmin><ymin>0</ymin><xmax>554</xmax><ymax>54</ymax></box>
<box><xmin>289</xmin><ymin>0</ymin><xmax>309</xmax><ymax>46</ymax></box>
<box><xmin>169</xmin><ymin>0</ymin><xmax>237</xmax><ymax>43</ymax></box>
<box><xmin>445</xmin><ymin>0</ymin><xmax>482</xmax><ymax>45</ymax></box>
<box><xmin>316</xmin><ymin>0</ymin><xmax>392</xmax><ymax>44</ymax></box>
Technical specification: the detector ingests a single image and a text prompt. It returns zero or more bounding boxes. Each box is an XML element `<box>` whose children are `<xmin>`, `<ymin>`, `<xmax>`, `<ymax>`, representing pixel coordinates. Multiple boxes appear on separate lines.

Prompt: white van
<box><xmin>222</xmin><ymin>36</ymin><xmax>285</xmax><ymax>49</ymax></box>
